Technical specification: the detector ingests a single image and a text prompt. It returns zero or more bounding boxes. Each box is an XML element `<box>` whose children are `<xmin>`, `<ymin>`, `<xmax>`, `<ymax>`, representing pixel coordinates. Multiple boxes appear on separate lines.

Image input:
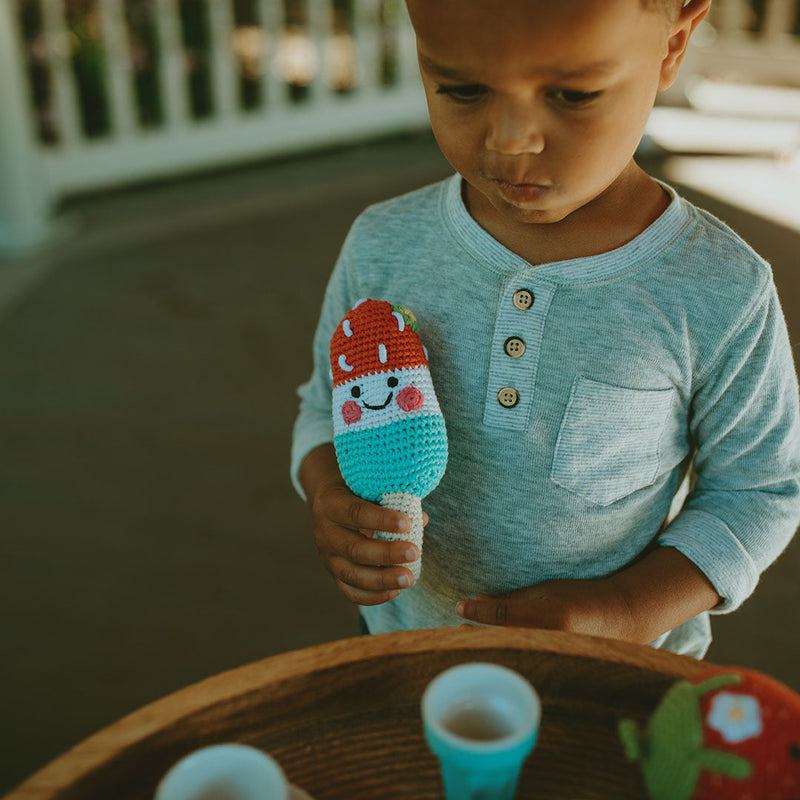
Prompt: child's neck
<box><xmin>464</xmin><ymin>161</ymin><xmax>671</xmax><ymax>267</ymax></box>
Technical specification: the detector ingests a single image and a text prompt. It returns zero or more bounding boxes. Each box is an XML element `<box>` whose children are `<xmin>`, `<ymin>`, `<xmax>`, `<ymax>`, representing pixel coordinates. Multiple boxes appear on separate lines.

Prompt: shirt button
<box><xmin>497</xmin><ymin>387</ymin><xmax>520</xmax><ymax>408</ymax></box>
<box><xmin>512</xmin><ymin>289</ymin><xmax>534</xmax><ymax>310</ymax></box>
<box><xmin>504</xmin><ymin>336</ymin><xmax>526</xmax><ymax>358</ymax></box>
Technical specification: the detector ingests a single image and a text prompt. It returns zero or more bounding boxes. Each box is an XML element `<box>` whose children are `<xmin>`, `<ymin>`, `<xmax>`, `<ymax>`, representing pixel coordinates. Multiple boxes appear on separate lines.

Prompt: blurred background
<box><xmin>0</xmin><ymin>0</ymin><xmax>799</xmax><ymax>794</ymax></box>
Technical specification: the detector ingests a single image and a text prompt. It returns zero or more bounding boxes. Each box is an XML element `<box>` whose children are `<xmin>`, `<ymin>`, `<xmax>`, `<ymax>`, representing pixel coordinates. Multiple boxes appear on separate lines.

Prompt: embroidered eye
<box><xmin>790</xmin><ymin>742</ymin><xmax>800</xmax><ymax>760</ymax></box>
<box><xmin>387</xmin><ymin>376</ymin><xmax>399</xmax><ymax>388</ymax></box>
<box><xmin>351</xmin><ymin>386</ymin><xmax>361</xmax><ymax>398</ymax></box>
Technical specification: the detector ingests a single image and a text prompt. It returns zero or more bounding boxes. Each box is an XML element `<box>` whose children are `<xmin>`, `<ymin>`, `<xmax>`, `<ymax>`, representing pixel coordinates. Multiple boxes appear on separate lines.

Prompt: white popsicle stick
<box><xmin>375</xmin><ymin>491</ymin><xmax>424</xmax><ymax>580</ymax></box>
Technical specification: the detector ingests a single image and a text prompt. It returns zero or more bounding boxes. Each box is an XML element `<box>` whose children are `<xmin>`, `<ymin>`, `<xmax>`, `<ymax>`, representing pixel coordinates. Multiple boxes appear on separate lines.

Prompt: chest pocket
<box><xmin>551</xmin><ymin>376</ymin><xmax>675</xmax><ymax>507</ymax></box>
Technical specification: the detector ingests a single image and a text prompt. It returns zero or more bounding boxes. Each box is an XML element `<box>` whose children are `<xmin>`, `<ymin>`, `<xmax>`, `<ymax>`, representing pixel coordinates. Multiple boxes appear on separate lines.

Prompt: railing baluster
<box><xmin>0</xmin><ymin>0</ymin><xmax>52</xmax><ymax>252</ymax></box>
<box><xmin>98</xmin><ymin>0</ymin><xmax>138</xmax><ymax>138</ymax></box>
<box><xmin>715</xmin><ymin>0</ymin><xmax>753</xmax><ymax>36</ymax></box>
<box><xmin>257</xmin><ymin>0</ymin><xmax>288</xmax><ymax>110</ymax></box>
<box><xmin>354</xmin><ymin>0</ymin><xmax>380</xmax><ymax>92</ymax></box>
<box><xmin>306</xmin><ymin>0</ymin><xmax>331</xmax><ymax>102</ymax></box>
<box><xmin>395</xmin><ymin>0</ymin><xmax>419</xmax><ymax>89</ymax></box>
<box><xmin>761</xmin><ymin>0</ymin><xmax>798</xmax><ymax>39</ymax></box>
<box><xmin>40</xmin><ymin>0</ymin><xmax>81</xmax><ymax>146</ymax></box>
<box><xmin>153</xmin><ymin>0</ymin><xmax>189</xmax><ymax>127</ymax></box>
<box><xmin>208</xmin><ymin>0</ymin><xmax>239</xmax><ymax>118</ymax></box>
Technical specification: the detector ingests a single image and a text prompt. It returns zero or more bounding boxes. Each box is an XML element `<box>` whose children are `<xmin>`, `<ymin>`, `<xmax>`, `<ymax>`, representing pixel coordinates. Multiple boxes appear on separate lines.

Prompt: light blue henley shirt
<box><xmin>291</xmin><ymin>174</ymin><xmax>800</xmax><ymax>658</ymax></box>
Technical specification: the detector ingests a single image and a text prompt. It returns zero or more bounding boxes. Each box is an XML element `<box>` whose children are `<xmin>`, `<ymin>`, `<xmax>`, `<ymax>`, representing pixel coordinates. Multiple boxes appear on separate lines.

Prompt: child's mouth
<box><xmin>496</xmin><ymin>180</ymin><xmax>549</xmax><ymax>203</ymax></box>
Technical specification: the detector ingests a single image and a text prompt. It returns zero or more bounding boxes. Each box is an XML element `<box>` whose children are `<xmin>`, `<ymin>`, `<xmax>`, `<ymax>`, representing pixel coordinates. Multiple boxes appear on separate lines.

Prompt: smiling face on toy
<box><xmin>336</xmin><ymin>368</ymin><xmax>430</xmax><ymax>429</ymax></box>
<box><xmin>340</xmin><ymin>372</ymin><xmax>426</xmax><ymax>425</ymax></box>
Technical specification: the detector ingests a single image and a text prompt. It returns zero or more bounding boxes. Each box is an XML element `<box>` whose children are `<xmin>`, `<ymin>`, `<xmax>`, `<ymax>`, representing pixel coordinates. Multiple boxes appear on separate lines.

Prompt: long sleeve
<box><xmin>290</xmin><ymin>230</ymin><xmax>359</xmax><ymax>499</ymax></box>
<box><xmin>659</xmin><ymin>281</ymin><xmax>800</xmax><ymax>612</ymax></box>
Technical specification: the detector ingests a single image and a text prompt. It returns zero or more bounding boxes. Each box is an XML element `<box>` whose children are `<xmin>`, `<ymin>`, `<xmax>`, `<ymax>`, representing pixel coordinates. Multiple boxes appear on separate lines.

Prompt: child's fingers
<box><xmin>328</xmin><ymin>555</ymin><xmax>414</xmax><ymax>593</ymax></box>
<box><xmin>335</xmin><ymin>580</ymin><xmax>401</xmax><ymax>606</ymax></box>
<box><xmin>330</xmin><ymin>525</ymin><xmax>419</xmax><ymax>568</ymax></box>
<box><xmin>328</xmin><ymin>489</ymin><xmax>410</xmax><ymax>536</ymax></box>
<box><xmin>358</xmin><ymin>512</ymin><xmax>428</xmax><ymax>537</ymax></box>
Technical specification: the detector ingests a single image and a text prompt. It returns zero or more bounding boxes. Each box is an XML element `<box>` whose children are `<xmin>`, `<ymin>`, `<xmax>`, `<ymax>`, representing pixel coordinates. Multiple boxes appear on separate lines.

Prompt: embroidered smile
<box><xmin>362</xmin><ymin>393</ymin><xmax>394</xmax><ymax>410</ymax></box>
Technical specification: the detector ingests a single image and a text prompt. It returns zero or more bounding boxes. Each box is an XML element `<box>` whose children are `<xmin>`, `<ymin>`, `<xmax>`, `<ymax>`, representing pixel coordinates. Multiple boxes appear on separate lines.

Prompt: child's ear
<box><xmin>658</xmin><ymin>0</ymin><xmax>712</xmax><ymax>90</ymax></box>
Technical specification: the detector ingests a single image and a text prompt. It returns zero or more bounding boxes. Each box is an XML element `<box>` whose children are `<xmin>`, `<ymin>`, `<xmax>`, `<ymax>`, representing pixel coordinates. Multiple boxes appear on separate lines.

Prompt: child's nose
<box><xmin>485</xmin><ymin>98</ymin><xmax>545</xmax><ymax>157</ymax></box>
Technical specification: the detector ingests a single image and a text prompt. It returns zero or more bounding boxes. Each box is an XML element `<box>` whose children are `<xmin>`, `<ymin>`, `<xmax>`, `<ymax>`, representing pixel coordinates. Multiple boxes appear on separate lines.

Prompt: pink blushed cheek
<box><xmin>341</xmin><ymin>400</ymin><xmax>362</xmax><ymax>425</ymax></box>
<box><xmin>396</xmin><ymin>385</ymin><xmax>424</xmax><ymax>412</ymax></box>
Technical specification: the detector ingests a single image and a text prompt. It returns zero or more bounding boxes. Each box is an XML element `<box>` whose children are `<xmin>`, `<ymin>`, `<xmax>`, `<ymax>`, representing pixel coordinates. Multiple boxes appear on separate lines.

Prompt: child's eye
<box><xmin>549</xmin><ymin>89</ymin><xmax>601</xmax><ymax>107</ymax></box>
<box><xmin>435</xmin><ymin>84</ymin><xmax>486</xmax><ymax>103</ymax></box>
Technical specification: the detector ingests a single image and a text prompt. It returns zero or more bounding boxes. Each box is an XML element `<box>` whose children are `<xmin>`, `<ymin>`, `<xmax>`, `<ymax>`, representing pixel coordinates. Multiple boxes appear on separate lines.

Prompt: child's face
<box><xmin>407</xmin><ymin>0</ymin><xmax>683</xmax><ymax>227</ymax></box>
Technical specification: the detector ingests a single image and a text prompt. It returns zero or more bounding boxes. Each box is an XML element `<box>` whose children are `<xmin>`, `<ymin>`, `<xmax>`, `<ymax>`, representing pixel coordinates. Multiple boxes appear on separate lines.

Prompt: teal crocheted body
<box><xmin>334</xmin><ymin>414</ymin><xmax>448</xmax><ymax>503</ymax></box>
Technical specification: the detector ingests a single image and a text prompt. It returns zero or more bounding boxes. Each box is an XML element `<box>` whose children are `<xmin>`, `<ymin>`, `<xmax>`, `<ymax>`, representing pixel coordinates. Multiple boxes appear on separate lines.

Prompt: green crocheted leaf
<box><xmin>619</xmin><ymin>675</ymin><xmax>749</xmax><ymax>800</ymax></box>
<box><xmin>691</xmin><ymin>673</ymin><xmax>742</xmax><ymax>699</ymax></box>
<box><xmin>649</xmin><ymin>682</ymin><xmax>705</xmax><ymax>756</ymax></box>
<box><xmin>699</xmin><ymin>748</ymin><xmax>753</xmax><ymax>780</ymax></box>
<box><xmin>391</xmin><ymin>304</ymin><xmax>419</xmax><ymax>334</ymax></box>
<box><xmin>635</xmin><ymin>682</ymin><xmax>705</xmax><ymax>800</ymax></box>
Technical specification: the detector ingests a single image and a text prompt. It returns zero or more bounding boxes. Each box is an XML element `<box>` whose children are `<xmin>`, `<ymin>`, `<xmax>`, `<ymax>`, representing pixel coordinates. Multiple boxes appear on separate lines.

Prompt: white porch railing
<box><xmin>1</xmin><ymin>0</ymin><xmax>799</xmax><ymax>257</ymax></box>
<box><xmin>0</xmin><ymin>0</ymin><xmax>427</xmax><ymax>256</ymax></box>
<box><xmin>693</xmin><ymin>0</ymin><xmax>800</xmax><ymax>86</ymax></box>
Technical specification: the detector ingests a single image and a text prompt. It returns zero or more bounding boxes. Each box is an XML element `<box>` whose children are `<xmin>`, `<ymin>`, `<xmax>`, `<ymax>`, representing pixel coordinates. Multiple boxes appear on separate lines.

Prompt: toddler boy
<box><xmin>291</xmin><ymin>0</ymin><xmax>800</xmax><ymax>657</ymax></box>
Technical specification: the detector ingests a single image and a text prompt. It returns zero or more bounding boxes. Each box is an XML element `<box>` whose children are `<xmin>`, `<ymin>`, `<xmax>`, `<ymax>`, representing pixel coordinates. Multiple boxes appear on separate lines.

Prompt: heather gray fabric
<box><xmin>291</xmin><ymin>174</ymin><xmax>800</xmax><ymax>658</ymax></box>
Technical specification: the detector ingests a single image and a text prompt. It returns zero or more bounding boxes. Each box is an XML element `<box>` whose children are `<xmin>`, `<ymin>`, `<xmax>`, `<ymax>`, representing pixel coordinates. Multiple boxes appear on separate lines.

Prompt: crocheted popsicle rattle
<box><xmin>330</xmin><ymin>299</ymin><xmax>448</xmax><ymax>580</ymax></box>
<box><xmin>618</xmin><ymin>666</ymin><xmax>800</xmax><ymax>800</ymax></box>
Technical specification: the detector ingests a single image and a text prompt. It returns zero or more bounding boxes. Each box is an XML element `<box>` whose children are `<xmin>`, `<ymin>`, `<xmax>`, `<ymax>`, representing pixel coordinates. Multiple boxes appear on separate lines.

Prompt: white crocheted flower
<box><xmin>706</xmin><ymin>692</ymin><xmax>763</xmax><ymax>744</ymax></box>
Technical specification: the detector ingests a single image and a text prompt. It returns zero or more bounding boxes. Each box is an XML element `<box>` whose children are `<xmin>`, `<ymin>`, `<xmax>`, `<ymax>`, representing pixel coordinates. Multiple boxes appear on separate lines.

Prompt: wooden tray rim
<box><xmin>4</xmin><ymin>627</ymin><xmax>709</xmax><ymax>799</ymax></box>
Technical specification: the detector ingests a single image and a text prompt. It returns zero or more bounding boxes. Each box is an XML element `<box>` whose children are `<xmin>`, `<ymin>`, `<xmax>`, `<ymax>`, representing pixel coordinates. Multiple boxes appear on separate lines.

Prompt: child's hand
<box><xmin>309</xmin><ymin>478</ymin><xmax>423</xmax><ymax>606</ymax></box>
<box><xmin>457</xmin><ymin>548</ymin><xmax>720</xmax><ymax>645</ymax></box>
<box><xmin>456</xmin><ymin>578</ymin><xmax>634</xmax><ymax>641</ymax></box>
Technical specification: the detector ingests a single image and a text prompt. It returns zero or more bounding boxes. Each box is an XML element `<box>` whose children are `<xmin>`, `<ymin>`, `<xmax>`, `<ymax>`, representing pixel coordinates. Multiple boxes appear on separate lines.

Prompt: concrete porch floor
<box><xmin>1</xmin><ymin>132</ymin><xmax>798</xmax><ymax>795</ymax></box>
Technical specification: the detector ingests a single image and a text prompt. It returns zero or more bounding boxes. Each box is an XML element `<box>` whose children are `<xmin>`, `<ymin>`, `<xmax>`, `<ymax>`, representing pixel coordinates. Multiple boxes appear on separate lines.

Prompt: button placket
<box><xmin>484</xmin><ymin>281</ymin><xmax>554</xmax><ymax>429</ymax></box>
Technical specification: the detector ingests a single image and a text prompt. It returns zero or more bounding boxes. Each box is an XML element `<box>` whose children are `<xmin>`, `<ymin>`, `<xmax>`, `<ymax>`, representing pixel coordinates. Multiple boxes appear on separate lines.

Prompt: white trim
<box><xmin>41</xmin><ymin>87</ymin><xmax>428</xmax><ymax>195</ymax></box>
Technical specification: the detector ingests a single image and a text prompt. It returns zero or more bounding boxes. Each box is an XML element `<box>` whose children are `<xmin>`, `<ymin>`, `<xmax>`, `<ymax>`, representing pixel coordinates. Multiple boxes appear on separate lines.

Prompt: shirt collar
<box><xmin>440</xmin><ymin>173</ymin><xmax>691</xmax><ymax>284</ymax></box>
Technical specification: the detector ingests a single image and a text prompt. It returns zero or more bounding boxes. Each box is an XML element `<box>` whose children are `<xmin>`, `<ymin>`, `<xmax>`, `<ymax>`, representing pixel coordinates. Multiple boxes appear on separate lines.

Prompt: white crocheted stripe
<box><xmin>332</xmin><ymin>365</ymin><xmax>442</xmax><ymax>436</ymax></box>
<box><xmin>374</xmin><ymin>491</ymin><xmax>424</xmax><ymax>581</ymax></box>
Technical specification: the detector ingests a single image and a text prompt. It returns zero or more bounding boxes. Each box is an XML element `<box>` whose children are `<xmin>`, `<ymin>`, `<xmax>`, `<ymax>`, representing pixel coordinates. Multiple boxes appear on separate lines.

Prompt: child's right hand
<box><xmin>300</xmin><ymin>445</ymin><xmax>421</xmax><ymax>606</ymax></box>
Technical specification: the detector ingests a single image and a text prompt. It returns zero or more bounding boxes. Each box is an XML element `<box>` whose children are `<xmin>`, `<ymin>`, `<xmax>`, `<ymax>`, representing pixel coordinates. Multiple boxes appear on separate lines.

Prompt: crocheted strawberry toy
<box><xmin>330</xmin><ymin>299</ymin><xmax>448</xmax><ymax>579</ymax></box>
<box><xmin>618</xmin><ymin>666</ymin><xmax>800</xmax><ymax>800</ymax></box>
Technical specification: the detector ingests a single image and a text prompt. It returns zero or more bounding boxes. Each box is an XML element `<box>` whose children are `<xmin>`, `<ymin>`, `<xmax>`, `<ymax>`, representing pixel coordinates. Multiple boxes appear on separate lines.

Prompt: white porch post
<box><xmin>0</xmin><ymin>1</ymin><xmax>53</xmax><ymax>256</ymax></box>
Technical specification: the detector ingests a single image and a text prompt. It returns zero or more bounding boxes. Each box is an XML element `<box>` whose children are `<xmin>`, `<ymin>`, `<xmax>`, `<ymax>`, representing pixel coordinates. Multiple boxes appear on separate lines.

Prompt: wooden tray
<box><xmin>4</xmin><ymin>628</ymin><xmax>709</xmax><ymax>800</ymax></box>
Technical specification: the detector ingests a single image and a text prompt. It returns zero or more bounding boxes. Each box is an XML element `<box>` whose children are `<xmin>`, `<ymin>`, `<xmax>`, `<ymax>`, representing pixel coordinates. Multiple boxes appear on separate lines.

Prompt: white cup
<box><xmin>154</xmin><ymin>744</ymin><xmax>289</xmax><ymax>800</ymax></box>
<box><xmin>422</xmin><ymin>663</ymin><xmax>541</xmax><ymax>800</ymax></box>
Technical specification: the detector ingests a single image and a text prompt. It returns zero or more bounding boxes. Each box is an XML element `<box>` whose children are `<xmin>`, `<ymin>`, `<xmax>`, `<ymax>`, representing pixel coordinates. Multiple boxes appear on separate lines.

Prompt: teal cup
<box><xmin>422</xmin><ymin>663</ymin><xmax>541</xmax><ymax>800</ymax></box>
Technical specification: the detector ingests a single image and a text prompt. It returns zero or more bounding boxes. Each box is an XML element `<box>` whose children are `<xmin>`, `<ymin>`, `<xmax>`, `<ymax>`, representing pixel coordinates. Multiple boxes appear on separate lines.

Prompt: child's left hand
<box><xmin>456</xmin><ymin>547</ymin><xmax>721</xmax><ymax>645</ymax></box>
<box><xmin>456</xmin><ymin>578</ymin><xmax>634</xmax><ymax>641</ymax></box>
